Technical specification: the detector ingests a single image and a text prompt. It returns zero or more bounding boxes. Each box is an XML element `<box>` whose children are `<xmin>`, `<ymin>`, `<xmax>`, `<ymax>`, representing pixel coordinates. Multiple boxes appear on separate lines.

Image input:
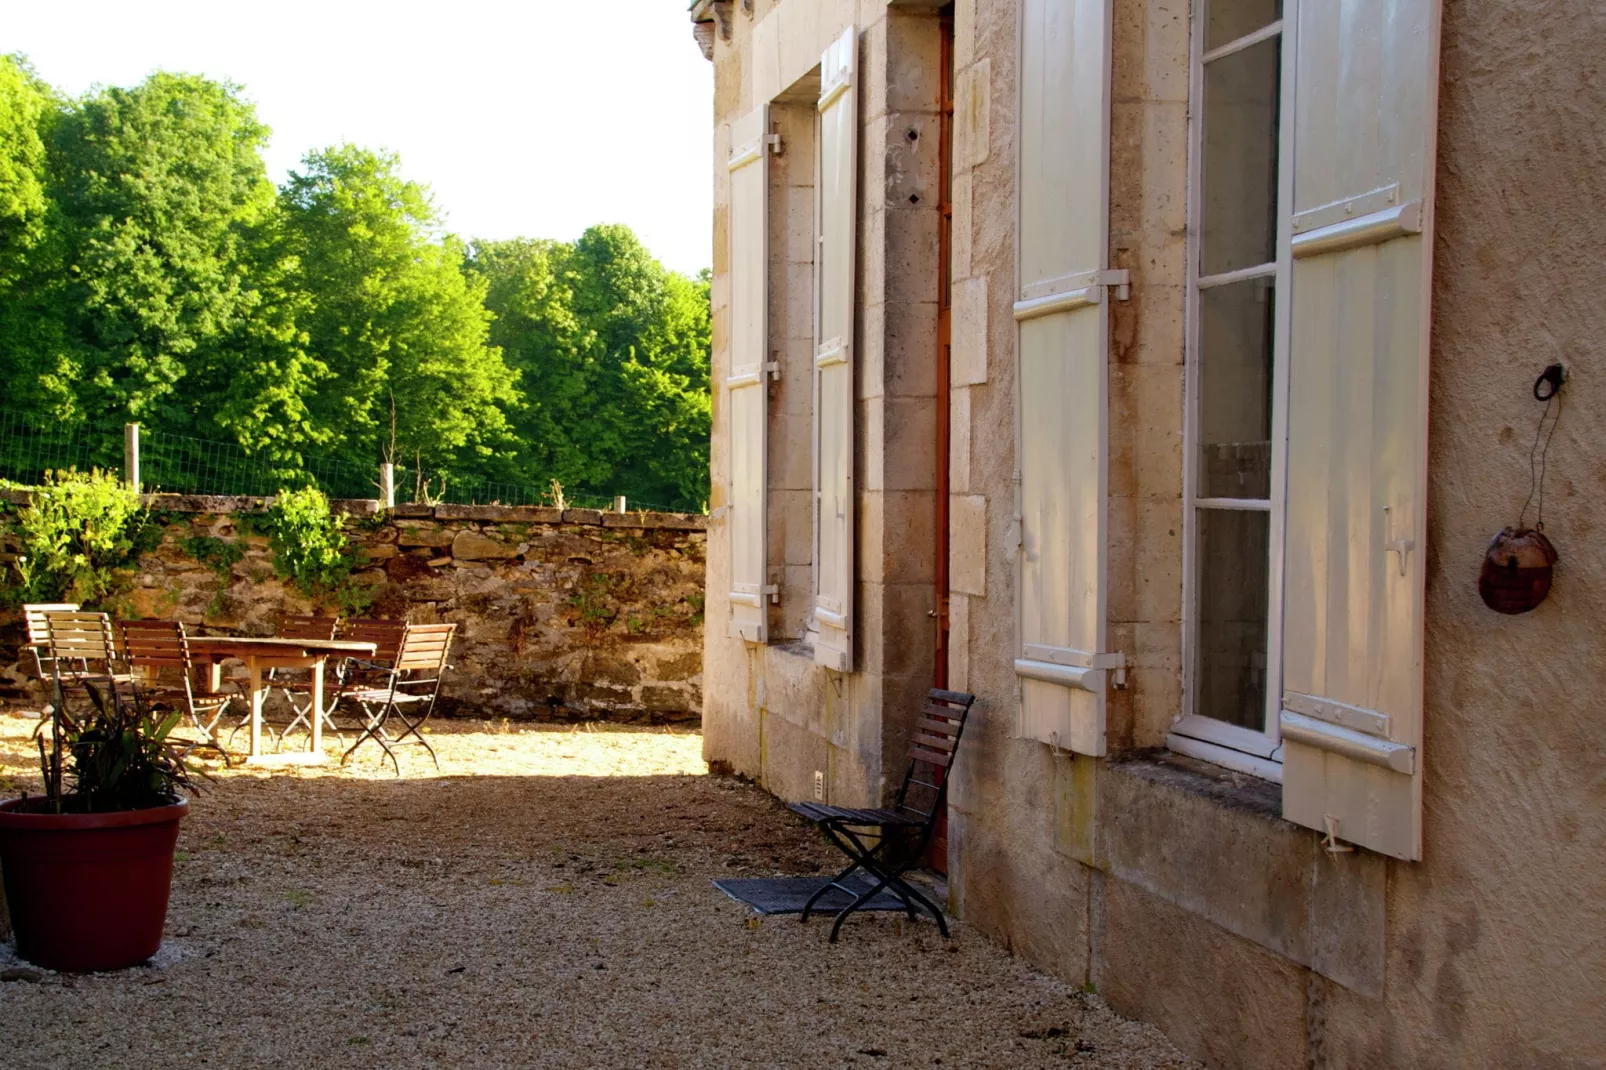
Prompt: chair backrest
<box><xmin>395</xmin><ymin>623</ymin><xmax>456</xmax><ymax>674</ymax></box>
<box><xmin>339</xmin><ymin>618</ymin><xmax>407</xmax><ymax>663</ymax></box>
<box><xmin>894</xmin><ymin>689</ymin><xmax>977</xmax><ymax>824</ymax></box>
<box><xmin>24</xmin><ymin>603</ymin><xmax>80</xmax><ymax>648</ymax></box>
<box><xmin>120</xmin><ymin>619</ymin><xmax>192</xmax><ymax>673</ymax></box>
<box><xmin>45</xmin><ymin>611</ymin><xmax>118</xmax><ymax>664</ymax></box>
<box><xmin>278</xmin><ymin>614</ymin><xmax>339</xmax><ymax>641</ymax></box>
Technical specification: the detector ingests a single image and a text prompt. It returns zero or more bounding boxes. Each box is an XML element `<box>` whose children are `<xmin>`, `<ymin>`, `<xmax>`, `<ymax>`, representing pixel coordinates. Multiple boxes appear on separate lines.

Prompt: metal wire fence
<box><xmin>0</xmin><ymin>412</ymin><xmax>691</xmax><ymax>513</ymax></box>
<box><xmin>0</xmin><ymin>410</ymin><xmax>111</xmax><ymax>484</ymax></box>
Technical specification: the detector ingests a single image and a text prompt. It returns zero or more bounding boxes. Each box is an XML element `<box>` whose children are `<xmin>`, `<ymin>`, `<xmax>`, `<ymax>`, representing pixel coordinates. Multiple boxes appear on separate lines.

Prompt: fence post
<box><xmin>614</xmin><ymin>495</ymin><xmax>627</xmax><ymax>514</ymax></box>
<box><xmin>378</xmin><ymin>463</ymin><xmax>396</xmax><ymax>509</ymax></box>
<box><xmin>124</xmin><ymin>423</ymin><xmax>141</xmax><ymax>494</ymax></box>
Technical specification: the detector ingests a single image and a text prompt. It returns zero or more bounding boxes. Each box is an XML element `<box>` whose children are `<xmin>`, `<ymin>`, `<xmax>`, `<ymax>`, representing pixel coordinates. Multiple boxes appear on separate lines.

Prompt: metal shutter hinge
<box><xmin>1101</xmin><ymin>269</ymin><xmax>1130</xmax><ymax>301</ymax></box>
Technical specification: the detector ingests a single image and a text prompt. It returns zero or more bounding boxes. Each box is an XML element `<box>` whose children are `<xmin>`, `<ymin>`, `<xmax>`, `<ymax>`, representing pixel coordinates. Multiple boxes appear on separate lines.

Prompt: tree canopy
<box><xmin>0</xmin><ymin>57</ymin><xmax>710</xmax><ymax>510</ymax></box>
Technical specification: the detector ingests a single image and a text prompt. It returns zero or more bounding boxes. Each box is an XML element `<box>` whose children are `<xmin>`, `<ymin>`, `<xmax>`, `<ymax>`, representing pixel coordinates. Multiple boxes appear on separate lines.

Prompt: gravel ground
<box><xmin>0</xmin><ymin>713</ymin><xmax>1198</xmax><ymax>1069</ymax></box>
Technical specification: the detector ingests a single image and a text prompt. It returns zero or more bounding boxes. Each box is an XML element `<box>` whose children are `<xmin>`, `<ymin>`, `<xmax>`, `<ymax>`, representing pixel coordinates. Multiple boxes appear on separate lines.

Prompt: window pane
<box><xmin>1195</xmin><ymin>508</ymin><xmax>1270</xmax><ymax>731</ymax></box>
<box><xmin>1199</xmin><ymin>278</ymin><xmax>1274</xmax><ymax>499</ymax></box>
<box><xmin>1201</xmin><ymin>35</ymin><xmax>1281</xmax><ymax>276</ymax></box>
<box><xmin>1206</xmin><ymin>0</ymin><xmax>1283</xmax><ymax>52</ymax></box>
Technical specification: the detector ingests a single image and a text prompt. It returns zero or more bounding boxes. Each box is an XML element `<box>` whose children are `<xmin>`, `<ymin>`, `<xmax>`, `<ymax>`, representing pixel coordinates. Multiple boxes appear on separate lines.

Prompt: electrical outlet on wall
<box><xmin>813</xmin><ymin>770</ymin><xmax>824</xmax><ymax>800</ymax></box>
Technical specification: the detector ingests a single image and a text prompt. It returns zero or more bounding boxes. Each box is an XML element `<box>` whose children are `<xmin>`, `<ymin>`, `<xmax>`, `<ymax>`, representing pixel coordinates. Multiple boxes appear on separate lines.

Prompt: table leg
<box><xmin>248</xmin><ymin>660</ymin><xmax>264</xmax><ymax>758</ymax></box>
<box><xmin>194</xmin><ymin>657</ymin><xmax>223</xmax><ymax>696</ymax></box>
<box><xmin>310</xmin><ymin>658</ymin><xmax>325</xmax><ymax>754</ymax></box>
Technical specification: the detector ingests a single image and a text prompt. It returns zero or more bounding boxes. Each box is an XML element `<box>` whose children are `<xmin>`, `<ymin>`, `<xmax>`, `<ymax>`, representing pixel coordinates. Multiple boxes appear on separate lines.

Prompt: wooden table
<box><xmin>186</xmin><ymin>637</ymin><xmax>377</xmax><ymax>766</ymax></box>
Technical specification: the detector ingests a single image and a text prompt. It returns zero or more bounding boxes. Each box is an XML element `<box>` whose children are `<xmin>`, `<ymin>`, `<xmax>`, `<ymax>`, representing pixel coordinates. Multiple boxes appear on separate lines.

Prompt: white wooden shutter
<box><xmin>813</xmin><ymin>26</ymin><xmax>858</xmax><ymax>672</ymax></box>
<box><xmin>1279</xmin><ymin>0</ymin><xmax>1443</xmax><ymax>860</ymax></box>
<box><xmin>727</xmin><ymin>104</ymin><xmax>771</xmax><ymax>644</ymax></box>
<box><xmin>1012</xmin><ymin>0</ymin><xmax>1122</xmax><ymax>756</ymax></box>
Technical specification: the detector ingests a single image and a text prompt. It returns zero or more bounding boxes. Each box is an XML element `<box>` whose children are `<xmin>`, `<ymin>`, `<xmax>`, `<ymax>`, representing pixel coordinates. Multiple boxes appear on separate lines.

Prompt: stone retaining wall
<box><xmin>0</xmin><ymin>495</ymin><xmax>707</xmax><ymax>723</ymax></box>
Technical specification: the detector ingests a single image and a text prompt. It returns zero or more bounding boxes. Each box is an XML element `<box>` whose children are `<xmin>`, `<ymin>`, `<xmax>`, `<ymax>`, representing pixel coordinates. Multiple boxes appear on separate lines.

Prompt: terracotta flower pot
<box><xmin>0</xmin><ymin>796</ymin><xmax>188</xmax><ymax>972</ymax></box>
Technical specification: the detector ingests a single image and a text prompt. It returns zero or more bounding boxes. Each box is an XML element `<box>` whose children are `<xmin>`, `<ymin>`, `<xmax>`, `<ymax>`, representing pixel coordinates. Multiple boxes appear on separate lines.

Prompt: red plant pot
<box><xmin>0</xmin><ymin>796</ymin><xmax>188</xmax><ymax>972</ymax></box>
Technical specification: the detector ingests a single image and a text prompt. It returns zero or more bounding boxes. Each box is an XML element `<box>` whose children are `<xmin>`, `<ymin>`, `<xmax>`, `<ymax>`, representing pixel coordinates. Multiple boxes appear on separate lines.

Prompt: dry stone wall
<box><xmin>1</xmin><ymin>496</ymin><xmax>707</xmax><ymax>723</ymax></box>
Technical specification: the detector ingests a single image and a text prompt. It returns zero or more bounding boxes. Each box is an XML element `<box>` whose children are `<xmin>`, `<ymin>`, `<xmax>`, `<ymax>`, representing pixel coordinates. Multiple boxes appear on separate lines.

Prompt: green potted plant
<box><xmin>0</xmin><ymin>681</ymin><xmax>198</xmax><ymax>972</ymax></box>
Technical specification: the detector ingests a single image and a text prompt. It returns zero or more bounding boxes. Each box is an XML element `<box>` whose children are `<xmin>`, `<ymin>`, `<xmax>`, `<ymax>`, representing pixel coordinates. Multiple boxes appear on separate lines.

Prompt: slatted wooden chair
<box><xmin>22</xmin><ymin>603</ymin><xmax>80</xmax><ymax>691</ymax></box>
<box><xmin>335</xmin><ymin>618</ymin><xmax>407</xmax><ymax>680</ymax></box>
<box><xmin>43</xmin><ymin>610</ymin><xmax>135</xmax><ymax>723</ymax></box>
<box><xmin>268</xmin><ymin>614</ymin><xmax>342</xmax><ymax>749</ymax></box>
<box><xmin>788</xmin><ymin>688</ymin><xmax>976</xmax><ymax>942</ymax></box>
<box><xmin>119</xmin><ymin>619</ymin><xmax>236</xmax><ymax>765</ymax></box>
<box><xmin>335</xmin><ymin>623</ymin><xmax>455</xmax><ymax>775</ymax></box>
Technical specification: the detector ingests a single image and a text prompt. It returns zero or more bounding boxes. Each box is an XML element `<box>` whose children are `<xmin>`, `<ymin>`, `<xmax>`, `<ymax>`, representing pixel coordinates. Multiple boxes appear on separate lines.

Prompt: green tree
<box><xmin>278</xmin><ymin>146</ymin><xmax>518</xmax><ymax>487</ymax></box>
<box><xmin>0</xmin><ymin>55</ymin><xmax>71</xmax><ymax>424</ymax></box>
<box><xmin>38</xmin><ymin>73</ymin><xmax>274</xmax><ymax>441</ymax></box>
<box><xmin>0</xmin><ymin>54</ymin><xmax>51</xmax><ymax>284</ymax></box>
<box><xmin>470</xmin><ymin>225</ymin><xmax>709</xmax><ymax>510</ymax></box>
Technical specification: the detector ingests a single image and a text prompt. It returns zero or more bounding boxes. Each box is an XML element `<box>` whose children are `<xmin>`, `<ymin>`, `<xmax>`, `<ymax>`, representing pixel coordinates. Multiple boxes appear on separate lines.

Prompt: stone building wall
<box><xmin>1</xmin><ymin>496</ymin><xmax>707</xmax><ymax>724</ymax></box>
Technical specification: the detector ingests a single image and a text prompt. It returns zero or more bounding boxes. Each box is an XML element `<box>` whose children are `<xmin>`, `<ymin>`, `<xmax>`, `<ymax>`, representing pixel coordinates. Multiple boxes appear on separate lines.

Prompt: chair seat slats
<box><xmin>787</xmin><ymin>803</ymin><xmax>922</xmax><ymax>827</ymax></box>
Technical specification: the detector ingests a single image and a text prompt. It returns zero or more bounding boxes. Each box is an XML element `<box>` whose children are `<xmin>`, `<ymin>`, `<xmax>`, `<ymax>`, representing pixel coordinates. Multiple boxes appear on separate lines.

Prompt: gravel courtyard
<box><xmin>0</xmin><ymin>715</ymin><xmax>1197</xmax><ymax>1069</ymax></box>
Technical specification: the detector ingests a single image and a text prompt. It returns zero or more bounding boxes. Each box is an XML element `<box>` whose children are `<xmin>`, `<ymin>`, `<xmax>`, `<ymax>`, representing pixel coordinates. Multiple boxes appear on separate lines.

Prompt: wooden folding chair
<box><xmin>336</xmin><ymin>623</ymin><xmax>455</xmax><ymax>775</ymax></box>
<box><xmin>22</xmin><ymin>603</ymin><xmax>79</xmax><ymax>700</ymax></box>
<box><xmin>788</xmin><ymin>688</ymin><xmax>976</xmax><ymax>941</ymax></box>
<box><xmin>271</xmin><ymin>614</ymin><xmax>342</xmax><ymax>748</ymax></box>
<box><xmin>44</xmin><ymin>610</ymin><xmax>135</xmax><ymax>723</ymax></box>
<box><xmin>120</xmin><ymin>619</ymin><xmax>236</xmax><ymax>766</ymax></box>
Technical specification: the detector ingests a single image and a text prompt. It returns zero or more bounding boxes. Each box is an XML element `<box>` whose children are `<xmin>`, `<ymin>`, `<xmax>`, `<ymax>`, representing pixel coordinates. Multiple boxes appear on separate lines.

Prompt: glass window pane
<box><xmin>1206</xmin><ymin>0</ymin><xmax>1283</xmax><ymax>52</ymax></box>
<box><xmin>1195</xmin><ymin>508</ymin><xmax>1270</xmax><ymax>731</ymax></box>
<box><xmin>1199</xmin><ymin>278</ymin><xmax>1274</xmax><ymax>499</ymax></box>
<box><xmin>1201</xmin><ymin>35</ymin><xmax>1281</xmax><ymax>276</ymax></box>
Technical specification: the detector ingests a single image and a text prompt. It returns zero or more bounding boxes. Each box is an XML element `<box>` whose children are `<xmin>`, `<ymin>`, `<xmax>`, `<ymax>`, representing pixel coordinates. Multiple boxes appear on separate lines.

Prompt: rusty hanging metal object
<box><xmin>1479</xmin><ymin>525</ymin><xmax>1559</xmax><ymax>614</ymax></box>
<box><xmin>1480</xmin><ymin>364</ymin><xmax>1565</xmax><ymax>614</ymax></box>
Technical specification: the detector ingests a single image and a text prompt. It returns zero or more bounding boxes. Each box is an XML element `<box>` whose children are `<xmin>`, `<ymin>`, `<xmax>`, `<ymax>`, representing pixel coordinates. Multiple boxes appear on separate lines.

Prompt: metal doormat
<box><xmin>712</xmin><ymin>876</ymin><xmax>909</xmax><ymax>915</ymax></box>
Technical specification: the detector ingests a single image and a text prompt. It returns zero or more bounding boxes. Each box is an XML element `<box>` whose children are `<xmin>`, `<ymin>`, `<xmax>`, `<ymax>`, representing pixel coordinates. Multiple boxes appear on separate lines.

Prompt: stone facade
<box><xmin>696</xmin><ymin>2</ymin><xmax>1605</xmax><ymax>1068</ymax></box>
<box><xmin>2</xmin><ymin>497</ymin><xmax>707</xmax><ymax>724</ymax></box>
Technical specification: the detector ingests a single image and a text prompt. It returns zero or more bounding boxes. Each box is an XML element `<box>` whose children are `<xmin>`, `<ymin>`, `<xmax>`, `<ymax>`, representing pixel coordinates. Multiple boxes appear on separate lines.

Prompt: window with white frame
<box><xmin>1173</xmin><ymin>0</ymin><xmax>1290</xmax><ymax>779</ymax></box>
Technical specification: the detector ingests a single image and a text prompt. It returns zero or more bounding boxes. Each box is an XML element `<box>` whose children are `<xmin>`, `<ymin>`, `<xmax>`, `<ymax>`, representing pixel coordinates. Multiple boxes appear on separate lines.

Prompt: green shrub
<box><xmin>264</xmin><ymin>486</ymin><xmax>352</xmax><ymax>595</ymax></box>
<box><xmin>3</xmin><ymin>469</ymin><xmax>152</xmax><ymax>606</ymax></box>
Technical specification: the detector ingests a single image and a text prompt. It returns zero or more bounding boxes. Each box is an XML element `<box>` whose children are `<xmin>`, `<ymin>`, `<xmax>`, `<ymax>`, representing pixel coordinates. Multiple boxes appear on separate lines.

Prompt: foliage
<box><xmin>263</xmin><ymin>486</ymin><xmax>351</xmax><ymax>595</ymax></box>
<box><xmin>276</xmin><ymin>146</ymin><xmax>518</xmax><ymax>484</ymax></box>
<box><xmin>568</xmin><ymin>571</ymin><xmax>620</xmax><ymax>631</ymax></box>
<box><xmin>469</xmin><ymin>226</ymin><xmax>710</xmax><ymax>510</ymax></box>
<box><xmin>34</xmin><ymin>72</ymin><xmax>273</xmax><ymax>443</ymax></box>
<box><xmin>35</xmin><ymin>680</ymin><xmax>198</xmax><ymax>813</ymax></box>
<box><xmin>181</xmin><ymin>534</ymin><xmax>244</xmax><ymax>614</ymax></box>
<box><xmin>181</xmin><ymin>534</ymin><xmax>244</xmax><ymax>579</ymax></box>
<box><xmin>4</xmin><ymin>468</ymin><xmax>149</xmax><ymax>605</ymax></box>
<box><xmin>0</xmin><ymin>64</ymin><xmax>711</xmax><ymax>512</ymax></box>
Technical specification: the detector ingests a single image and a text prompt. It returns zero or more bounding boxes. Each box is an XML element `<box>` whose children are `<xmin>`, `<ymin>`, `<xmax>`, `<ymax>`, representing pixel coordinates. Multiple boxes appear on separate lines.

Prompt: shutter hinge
<box><xmin>1005</xmin><ymin>468</ymin><xmax>1023</xmax><ymax>564</ymax></box>
<box><xmin>764</xmin><ymin>360</ymin><xmax>781</xmax><ymax>380</ymax></box>
<box><xmin>1100</xmin><ymin>269</ymin><xmax>1131</xmax><ymax>301</ymax></box>
<box><xmin>765</xmin><ymin>133</ymin><xmax>784</xmax><ymax>156</ymax></box>
<box><xmin>761</xmin><ymin>583</ymin><xmax>779</xmax><ymax>604</ymax></box>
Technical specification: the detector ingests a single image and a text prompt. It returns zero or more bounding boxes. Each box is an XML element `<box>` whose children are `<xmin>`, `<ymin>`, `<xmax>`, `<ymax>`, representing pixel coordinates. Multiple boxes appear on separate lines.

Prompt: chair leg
<box><xmin>829</xmin><ymin>871</ymin><xmax>897</xmax><ymax>943</ymax></box>
<box><xmin>386</xmin><ymin>710</ymin><xmax>440</xmax><ymax>770</ymax></box>
<box><xmin>803</xmin><ymin>823</ymin><xmax>893</xmax><ymax>930</ymax></box>
<box><xmin>801</xmin><ymin>854</ymin><xmax>869</xmax><ymax>923</ymax></box>
<box><xmin>342</xmin><ymin>701</ymin><xmax>402</xmax><ymax>775</ymax></box>
<box><xmin>805</xmin><ymin>822</ymin><xmax>950</xmax><ymax>940</ymax></box>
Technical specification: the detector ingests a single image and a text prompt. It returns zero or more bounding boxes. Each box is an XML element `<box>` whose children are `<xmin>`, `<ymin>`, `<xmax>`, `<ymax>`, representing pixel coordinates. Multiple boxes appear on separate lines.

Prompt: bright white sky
<box><xmin>3</xmin><ymin>0</ymin><xmax>715</xmax><ymax>275</ymax></box>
